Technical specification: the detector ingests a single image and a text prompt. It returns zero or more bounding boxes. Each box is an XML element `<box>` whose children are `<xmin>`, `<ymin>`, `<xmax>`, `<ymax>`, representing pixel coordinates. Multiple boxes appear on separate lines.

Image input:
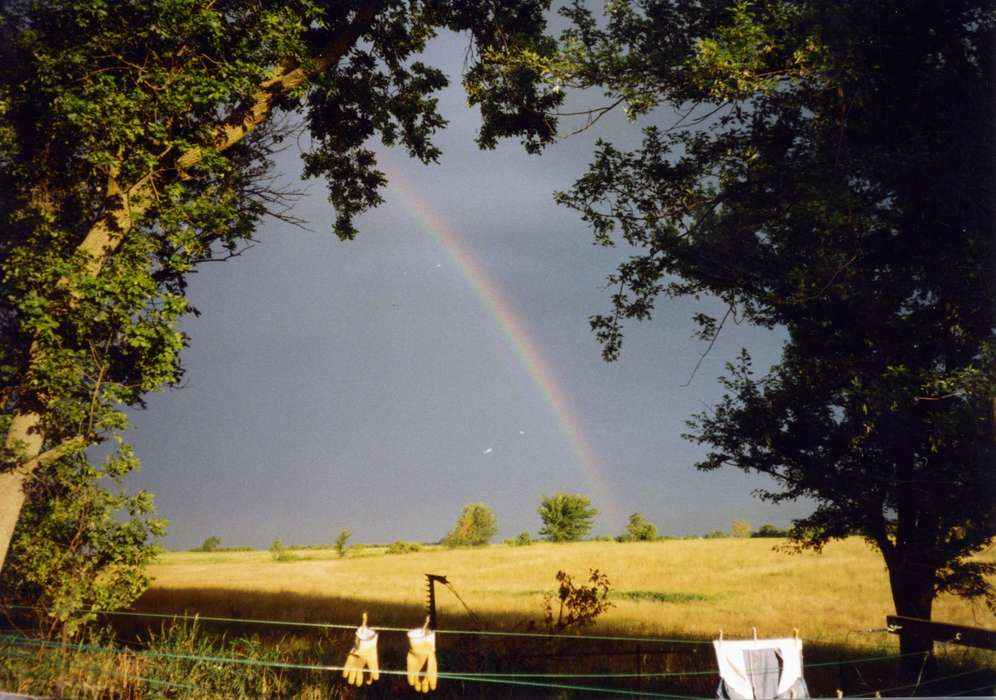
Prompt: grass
<box><xmin>142</xmin><ymin>537</ymin><xmax>994</xmax><ymax>648</ymax></box>
<box><xmin>7</xmin><ymin>538</ymin><xmax>990</xmax><ymax>698</ymax></box>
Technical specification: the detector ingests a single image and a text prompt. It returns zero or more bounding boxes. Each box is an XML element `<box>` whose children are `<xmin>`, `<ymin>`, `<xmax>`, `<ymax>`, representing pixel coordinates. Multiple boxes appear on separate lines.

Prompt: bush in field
<box><xmin>730</xmin><ymin>520</ymin><xmax>753</xmax><ymax>539</ymax></box>
<box><xmin>334</xmin><ymin>529</ymin><xmax>352</xmax><ymax>558</ymax></box>
<box><xmin>542</xmin><ymin>569</ymin><xmax>613</xmax><ymax>632</ymax></box>
<box><xmin>269</xmin><ymin>539</ymin><xmax>296</xmax><ymax>562</ymax></box>
<box><xmin>386</xmin><ymin>540</ymin><xmax>421</xmax><ymax>554</ymax></box>
<box><xmin>623</xmin><ymin>512</ymin><xmax>658</xmax><ymax>541</ymax></box>
<box><xmin>442</xmin><ymin>502</ymin><xmax>498</xmax><ymax>547</ymax></box>
<box><xmin>753</xmin><ymin>523</ymin><xmax>790</xmax><ymax>538</ymax></box>
<box><xmin>538</xmin><ymin>493</ymin><xmax>598</xmax><ymax>542</ymax></box>
<box><xmin>504</xmin><ymin>531</ymin><xmax>532</xmax><ymax>546</ymax></box>
<box><xmin>703</xmin><ymin>530</ymin><xmax>727</xmax><ymax>539</ymax></box>
<box><xmin>194</xmin><ymin>536</ymin><xmax>223</xmax><ymax>552</ymax></box>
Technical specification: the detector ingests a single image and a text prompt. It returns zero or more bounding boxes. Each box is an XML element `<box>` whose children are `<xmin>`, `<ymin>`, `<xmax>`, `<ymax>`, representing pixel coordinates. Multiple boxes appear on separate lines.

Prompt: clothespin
<box><xmin>793</xmin><ymin>628</ymin><xmax>799</xmax><ymax>640</ymax></box>
<box><xmin>752</xmin><ymin>627</ymin><xmax>758</xmax><ymax>641</ymax></box>
<box><xmin>422</xmin><ymin>615</ymin><xmax>431</xmax><ymax>634</ymax></box>
<box><xmin>361</xmin><ymin>612</ymin><xmax>368</xmax><ymax>629</ymax></box>
<box><xmin>718</xmin><ymin>629</ymin><xmax>724</xmax><ymax>641</ymax></box>
<box><xmin>836</xmin><ymin>690</ymin><xmax>843</xmax><ymax>698</ymax></box>
<box><xmin>874</xmin><ymin>693</ymin><xmax>881</xmax><ymax>698</ymax></box>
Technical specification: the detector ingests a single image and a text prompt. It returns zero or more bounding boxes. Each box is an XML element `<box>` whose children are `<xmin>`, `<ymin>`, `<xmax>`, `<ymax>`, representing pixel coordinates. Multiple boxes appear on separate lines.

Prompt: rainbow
<box><xmin>384</xmin><ymin>165</ymin><xmax>622</xmax><ymax>531</ymax></box>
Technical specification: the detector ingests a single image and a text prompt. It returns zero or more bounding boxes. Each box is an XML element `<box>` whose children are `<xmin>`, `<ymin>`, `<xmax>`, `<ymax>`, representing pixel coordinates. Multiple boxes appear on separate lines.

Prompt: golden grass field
<box><xmin>140</xmin><ymin>537</ymin><xmax>995</xmax><ymax>651</ymax></box>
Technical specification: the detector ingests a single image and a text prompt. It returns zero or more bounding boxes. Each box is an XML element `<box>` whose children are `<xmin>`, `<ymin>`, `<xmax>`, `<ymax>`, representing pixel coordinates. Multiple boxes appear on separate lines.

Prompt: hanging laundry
<box><xmin>407</xmin><ymin>623</ymin><xmax>438</xmax><ymax>693</ymax></box>
<box><xmin>713</xmin><ymin>637</ymin><xmax>810</xmax><ymax>699</ymax></box>
<box><xmin>342</xmin><ymin>614</ymin><xmax>379</xmax><ymax>686</ymax></box>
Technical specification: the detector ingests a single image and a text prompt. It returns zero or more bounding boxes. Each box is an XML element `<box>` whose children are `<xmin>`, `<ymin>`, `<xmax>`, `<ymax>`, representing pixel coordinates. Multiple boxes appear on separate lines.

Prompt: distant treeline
<box><xmin>185</xmin><ymin>521</ymin><xmax>792</xmax><ymax>553</ymax></box>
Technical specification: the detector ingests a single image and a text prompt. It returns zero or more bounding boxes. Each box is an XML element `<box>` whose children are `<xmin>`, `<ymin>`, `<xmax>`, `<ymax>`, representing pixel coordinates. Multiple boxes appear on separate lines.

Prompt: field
<box><xmin>140</xmin><ymin>537</ymin><xmax>994</xmax><ymax>648</ymax></box>
<box><xmin>4</xmin><ymin>538</ymin><xmax>992</xmax><ymax>698</ymax></box>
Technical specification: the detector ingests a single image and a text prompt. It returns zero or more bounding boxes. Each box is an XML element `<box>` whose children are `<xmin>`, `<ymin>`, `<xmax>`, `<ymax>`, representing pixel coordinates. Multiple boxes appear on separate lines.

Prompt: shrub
<box><xmin>506</xmin><ymin>531</ymin><xmax>532</xmax><ymax>546</ymax></box>
<box><xmin>334</xmin><ymin>529</ymin><xmax>352</xmax><ymax>558</ymax></box>
<box><xmin>269</xmin><ymin>539</ymin><xmax>296</xmax><ymax>562</ymax></box>
<box><xmin>752</xmin><ymin>523</ymin><xmax>790</xmax><ymax>538</ymax></box>
<box><xmin>442</xmin><ymin>503</ymin><xmax>498</xmax><ymax>547</ymax></box>
<box><xmin>193</xmin><ymin>536</ymin><xmax>223</xmax><ymax>552</ymax></box>
<box><xmin>624</xmin><ymin>512</ymin><xmax>658</xmax><ymax>541</ymax></box>
<box><xmin>386</xmin><ymin>540</ymin><xmax>421</xmax><ymax>554</ymax></box>
<box><xmin>537</xmin><ymin>493</ymin><xmax>598</xmax><ymax>542</ymax></box>
<box><xmin>730</xmin><ymin>519</ymin><xmax>753</xmax><ymax>538</ymax></box>
<box><xmin>542</xmin><ymin>569</ymin><xmax>613</xmax><ymax>632</ymax></box>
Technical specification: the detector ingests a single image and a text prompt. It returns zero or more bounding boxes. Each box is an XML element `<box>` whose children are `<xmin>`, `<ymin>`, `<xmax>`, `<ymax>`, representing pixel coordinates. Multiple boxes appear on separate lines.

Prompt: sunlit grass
<box><xmin>143</xmin><ymin>538</ymin><xmax>995</xmax><ymax>650</ymax></box>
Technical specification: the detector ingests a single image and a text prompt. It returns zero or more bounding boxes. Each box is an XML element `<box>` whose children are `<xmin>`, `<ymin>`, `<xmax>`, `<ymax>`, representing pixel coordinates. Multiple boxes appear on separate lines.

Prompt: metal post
<box><xmin>425</xmin><ymin>574</ymin><xmax>448</xmax><ymax>629</ymax></box>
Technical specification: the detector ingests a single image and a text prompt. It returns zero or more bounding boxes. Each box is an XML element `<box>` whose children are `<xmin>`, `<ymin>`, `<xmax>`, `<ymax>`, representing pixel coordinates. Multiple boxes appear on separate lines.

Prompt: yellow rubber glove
<box><xmin>342</xmin><ymin>623</ymin><xmax>379</xmax><ymax>686</ymax></box>
<box><xmin>406</xmin><ymin>627</ymin><xmax>437</xmax><ymax>693</ymax></box>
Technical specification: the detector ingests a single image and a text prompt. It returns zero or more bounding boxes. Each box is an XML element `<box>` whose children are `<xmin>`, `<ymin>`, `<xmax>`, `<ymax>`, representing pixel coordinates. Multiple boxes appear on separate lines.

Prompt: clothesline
<box><xmin>1</xmin><ymin>632</ymin><xmax>987</xmax><ymax>699</ymax></box>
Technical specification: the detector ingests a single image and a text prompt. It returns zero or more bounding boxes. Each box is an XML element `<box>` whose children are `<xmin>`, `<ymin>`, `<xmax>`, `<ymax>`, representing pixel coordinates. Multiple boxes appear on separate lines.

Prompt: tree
<box><xmin>0</xmin><ymin>448</ymin><xmax>165</xmax><ymax>638</ymax></box>
<box><xmin>443</xmin><ymin>502</ymin><xmax>498</xmax><ymax>547</ymax></box>
<box><xmin>334</xmin><ymin>528</ymin><xmax>352</xmax><ymax>558</ymax></box>
<box><xmin>624</xmin><ymin>512</ymin><xmax>657</xmax><ymax>541</ymax></box>
<box><xmin>545</xmin><ymin>0</ymin><xmax>995</xmax><ymax>669</ymax></box>
<box><xmin>730</xmin><ymin>520</ymin><xmax>752</xmax><ymax>539</ymax></box>
<box><xmin>195</xmin><ymin>536</ymin><xmax>223</xmax><ymax>553</ymax></box>
<box><xmin>0</xmin><ymin>0</ymin><xmax>563</xmax><ymax>575</ymax></box>
<box><xmin>538</xmin><ymin>492</ymin><xmax>598</xmax><ymax>542</ymax></box>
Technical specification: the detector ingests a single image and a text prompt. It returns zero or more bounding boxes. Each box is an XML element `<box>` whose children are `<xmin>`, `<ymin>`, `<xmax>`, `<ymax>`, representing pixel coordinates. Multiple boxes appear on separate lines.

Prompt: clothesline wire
<box><xmin>0</xmin><ymin>634</ymin><xmax>709</xmax><ymax>699</ymax></box>
<box><xmin>0</xmin><ymin>632</ymin><xmax>950</xmax><ymax>681</ymax></box>
<box><xmin>3</xmin><ymin>633</ymin><xmax>991</xmax><ymax>698</ymax></box>
<box><xmin>848</xmin><ymin>666</ymin><xmax>992</xmax><ymax>697</ymax></box>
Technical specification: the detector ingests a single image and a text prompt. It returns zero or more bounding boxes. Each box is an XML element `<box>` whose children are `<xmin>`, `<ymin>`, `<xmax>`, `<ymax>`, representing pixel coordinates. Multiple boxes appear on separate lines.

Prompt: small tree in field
<box><xmin>542</xmin><ymin>569</ymin><xmax>613</xmax><ymax>632</ymax></box>
<box><xmin>196</xmin><ymin>536</ymin><xmax>223</xmax><ymax>552</ymax></box>
<box><xmin>443</xmin><ymin>503</ymin><xmax>498</xmax><ymax>547</ymax></box>
<box><xmin>624</xmin><ymin>512</ymin><xmax>658</xmax><ymax>541</ymax></box>
<box><xmin>334</xmin><ymin>529</ymin><xmax>352</xmax><ymax>558</ymax></box>
<box><xmin>538</xmin><ymin>493</ymin><xmax>598</xmax><ymax>542</ymax></box>
<box><xmin>730</xmin><ymin>520</ymin><xmax>752</xmax><ymax>539</ymax></box>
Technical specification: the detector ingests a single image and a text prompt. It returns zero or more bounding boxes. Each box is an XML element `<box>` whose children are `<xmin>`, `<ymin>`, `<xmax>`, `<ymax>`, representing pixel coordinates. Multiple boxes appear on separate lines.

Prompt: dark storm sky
<box><xmin>123</xmin><ymin>30</ymin><xmax>810</xmax><ymax>549</ymax></box>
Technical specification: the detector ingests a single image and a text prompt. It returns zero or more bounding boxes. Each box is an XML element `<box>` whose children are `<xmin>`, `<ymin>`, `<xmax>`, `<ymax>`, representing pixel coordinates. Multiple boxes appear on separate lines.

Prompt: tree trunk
<box><xmin>0</xmin><ymin>411</ymin><xmax>44</xmax><ymax>574</ymax></box>
<box><xmin>887</xmin><ymin>560</ymin><xmax>938</xmax><ymax>687</ymax></box>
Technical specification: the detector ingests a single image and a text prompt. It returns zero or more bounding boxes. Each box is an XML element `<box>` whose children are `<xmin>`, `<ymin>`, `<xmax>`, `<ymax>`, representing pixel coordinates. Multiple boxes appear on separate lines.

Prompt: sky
<box><xmin>123</xmin><ymin>29</ymin><xmax>813</xmax><ymax>550</ymax></box>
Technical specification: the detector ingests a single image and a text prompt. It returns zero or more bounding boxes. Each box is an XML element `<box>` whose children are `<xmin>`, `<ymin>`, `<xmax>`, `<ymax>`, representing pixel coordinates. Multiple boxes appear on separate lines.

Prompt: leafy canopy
<box><xmin>538</xmin><ymin>492</ymin><xmax>598</xmax><ymax>542</ymax></box>
<box><xmin>443</xmin><ymin>502</ymin><xmax>498</xmax><ymax>547</ymax></box>
<box><xmin>541</xmin><ymin>0</ymin><xmax>995</xmax><ymax>621</ymax></box>
<box><xmin>0</xmin><ymin>0</ymin><xmax>564</xmax><ymax>624</ymax></box>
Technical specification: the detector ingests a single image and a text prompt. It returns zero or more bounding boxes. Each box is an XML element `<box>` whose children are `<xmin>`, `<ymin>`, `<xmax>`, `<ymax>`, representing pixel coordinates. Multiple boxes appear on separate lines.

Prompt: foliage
<box><xmin>537</xmin><ymin>492</ymin><xmax>598</xmax><ymax>542</ymax></box>
<box><xmin>268</xmin><ymin>538</ymin><xmax>295</xmax><ymax>563</ymax></box>
<box><xmin>730</xmin><ymin>520</ymin><xmax>752</xmax><ymax>539</ymax></box>
<box><xmin>753</xmin><ymin>523</ymin><xmax>789</xmax><ymax>538</ymax></box>
<box><xmin>623</xmin><ymin>512</ymin><xmax>658</xmax><ymax>541</ymax></box>
<box><xmin>0</xmin><ymin>619</ymin><xmax>342</xmax><ymax>698</ymax></box>
<box><xmin>0</xmin><ymin>448</ymin><xmax>165</xmax><ymax>638</ymax></box>
<box><xmin>550</xmin><ymin>0</ymin><xmax>996</xmax><ymax>632</ymax></box>
<box><xmin>386</xmin><ymin>540</ymin><xmax>422</xmax><ymax>555</ymax></box>
<box><xmin>703</xmin><ymin>530</ymin><xmax>727</xmax><ymax>540</ymax></box>
<box><xmin>513</xmin><ymin>531</ymin><xmax>533</xmax><ymax>546</ymax></box>
<box><xmin>542</xmin><ymin>568</ymin><xmax>613</xmax><ymax>632</ymax></box>
<box><xmin>0</xmin><ymin>0</ymin><xmax>565</xmax><ymax>582</ymax></box>
<box><xmin>334</xmin><ymin>528</ymin><xmax>351</xmax><ymax>558</ymax></box>
<box><xmin>443</xmin><ymin>502</ymin><xmax>498</xmax><ymax>547</ymax></box>
<box><xmin>193</xmin><ymin>536</ymin><xmax>223</xmax><ymax>553</ymax></box>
